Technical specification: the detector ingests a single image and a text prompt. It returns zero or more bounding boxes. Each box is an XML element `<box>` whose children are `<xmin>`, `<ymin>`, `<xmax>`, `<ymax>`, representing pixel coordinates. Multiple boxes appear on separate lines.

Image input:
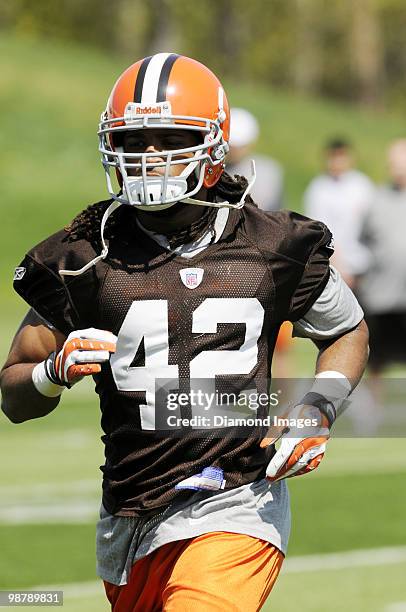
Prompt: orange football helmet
<box><xmin>98</xmin><ymin>53</ymin><xmax>233</xmax><ymax>210</ymax></box>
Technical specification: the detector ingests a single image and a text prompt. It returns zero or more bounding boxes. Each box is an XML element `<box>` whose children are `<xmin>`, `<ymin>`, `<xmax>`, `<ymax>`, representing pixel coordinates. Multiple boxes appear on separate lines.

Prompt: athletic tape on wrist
<box><xmin>299</xmin><ymin>391</ymin><xmax>336</xmax><ymax>427</ymax></box>
<box><xmin>32</xmin><ymin>361</ymin><xmax>65</xmax><ymax>398</ymax></box>
<box><xmin>310</xmin><ymin>370</ymin><xmax>351</xmax><ymax>417</ymax></box>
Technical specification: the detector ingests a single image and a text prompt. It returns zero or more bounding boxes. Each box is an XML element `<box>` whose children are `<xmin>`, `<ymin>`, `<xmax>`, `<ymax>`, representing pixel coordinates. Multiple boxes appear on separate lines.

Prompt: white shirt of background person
<box><xmin>226</xmin><ymin>107</ymin><xmax>284</xmax><ymax>212</ymax></box>
<box><xmin>303</xmin><ymin>138</ymin><xmax>375</xmax><ymax>288</ymax></box>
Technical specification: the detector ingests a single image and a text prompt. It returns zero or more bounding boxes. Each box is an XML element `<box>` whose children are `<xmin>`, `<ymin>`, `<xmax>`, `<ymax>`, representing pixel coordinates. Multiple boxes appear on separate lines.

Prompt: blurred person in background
<box><xmin>227</xmin><ymin>107</ymin><xmax>284</xmax><ymax>211</ymax></box>
<box><xmin>304</xmin><ymin>138</ymin><xmax>375</xmax><ymax>289</ymax></box>
<box><xmin>358</xmin><ymin>139</ymin><xmax>406</xmax><ymax>381</ymax></box>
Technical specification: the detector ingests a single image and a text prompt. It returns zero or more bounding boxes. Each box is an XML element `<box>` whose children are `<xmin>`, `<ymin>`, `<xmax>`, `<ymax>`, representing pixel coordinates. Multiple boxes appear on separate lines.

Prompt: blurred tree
<box><xmin>163</xmin><ymin>1</ymin><xmax>214</xmax><ymax>67</ymax></box>
<box><xmin>144</xmin><ymin>0</ymin><xmax>179</xmax><ymax>56</ymax></box>
<box><xmin>212</xmin><ymin>0</ymin><xmax>248</xmax><ymax>77</ymax></box>
<box><xmin>292</xmin><ymin>0</ymin><xmax>323</xmax><ymax>94</ymax></box>
<box><xmin>115</xmin><ymin>0</ymin><xmax>150</xmax><ymax>60</ymax></box>
<box><xmin>349</xmin><ymin>0</ymin><xmax>384</xmax><ymax>106</ymax></box>
<box><xmin>379</xmin><ymin>0</ymin><xmax>406</xmax><ymax>109</ymax></box>
<box><xmin>2</xmin><ymin>0</ymin><xmax>406</xmax><ymax>110</ymax></box>
<box><xmin>238</xmin><ymin>0</ymin><xmax>295</xmax><ymax>86</ymax></box>
<box><xmin>5</xmin><ymin>0</ymin><xmax>117</xmax><ymax>49</ymax></box>
<box><xmin>316</xmin><ymin>1</ymin><xmax>353</xmax><ymax>101</ymax></box>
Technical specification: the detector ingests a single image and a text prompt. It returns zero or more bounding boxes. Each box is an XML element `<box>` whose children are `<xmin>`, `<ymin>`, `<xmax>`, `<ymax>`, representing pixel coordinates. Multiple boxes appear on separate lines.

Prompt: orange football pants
<box><xmin>104</xmin><ymin>531</ymin><xmax>284</xmax><ymax>611</ymax></box>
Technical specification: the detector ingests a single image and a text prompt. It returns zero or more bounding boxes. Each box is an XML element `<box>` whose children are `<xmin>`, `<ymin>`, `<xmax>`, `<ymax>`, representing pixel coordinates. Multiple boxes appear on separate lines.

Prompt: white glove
<box><xmin>261</xmin><ymin>402</ymin><xmax>331</xmax><ymax>482</ymax></box>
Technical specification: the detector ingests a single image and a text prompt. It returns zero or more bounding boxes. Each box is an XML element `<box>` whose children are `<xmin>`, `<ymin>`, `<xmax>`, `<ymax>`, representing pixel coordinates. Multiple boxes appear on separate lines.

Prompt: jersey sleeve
<box><xmin>287</xmin><ymin>217</ymin><xmax>333</xmax><ymax>321</ymax></box>
<box><xmin>292</xmin><ymin>266</ymin><xmax>364</xmax><ymax>339</ymax></box>
<box><xmin>250</xmin><ymin>209</ymin><xmax>334</xmax><ymax>324</ymax></box>
<box><xmin>13</xmin><ymin>229</ymin><xmax>100</xmax><ymax>335</ymax></box>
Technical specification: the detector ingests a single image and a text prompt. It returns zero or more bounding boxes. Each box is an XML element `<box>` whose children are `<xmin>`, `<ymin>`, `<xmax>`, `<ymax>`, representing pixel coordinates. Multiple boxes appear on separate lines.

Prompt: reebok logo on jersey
<box><xmin>179</xmin><ymin>268</ymin><xmax>204</xmax><ymax>289</ymax></box>
<box><xmin>13</xmin><ymin>267</ymin><xmax>26</xmax><ymax>281</ymax></box>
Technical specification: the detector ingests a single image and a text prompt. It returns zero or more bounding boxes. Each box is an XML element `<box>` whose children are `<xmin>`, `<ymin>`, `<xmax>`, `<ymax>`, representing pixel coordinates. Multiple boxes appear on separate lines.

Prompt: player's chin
<box><xmin>138</xmin><ymin>200</ymin><xmax>186</xmax><ymax>218</ymax></box>
<box><xmin>138</xmin><ymin>178</ymin><xmax>202</xmax><ymax>218</ymax></box>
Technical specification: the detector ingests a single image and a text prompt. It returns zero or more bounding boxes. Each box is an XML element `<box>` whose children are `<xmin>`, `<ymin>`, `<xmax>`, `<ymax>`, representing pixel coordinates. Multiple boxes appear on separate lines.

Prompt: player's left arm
<box><xmin>264</xmin><ymin>263</ymin><xmax>369</xmax><ymax>482</ymax></box>
<box><xmin>314</xmin><ymin>318</ymin><xmax>369</xmax><ymax>387</ymax></box>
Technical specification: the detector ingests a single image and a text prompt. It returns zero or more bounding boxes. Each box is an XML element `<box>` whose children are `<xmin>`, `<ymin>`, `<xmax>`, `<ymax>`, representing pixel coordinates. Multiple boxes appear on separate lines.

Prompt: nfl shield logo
<box><xmin>180</xmin><ymin>268</ymin><xmax>204</xmax><ymax>289</ymax></box>
<box><xmin>186</xmin><ymin>273</ymin><xmax>198</xmax><ymax>287</ymax></box>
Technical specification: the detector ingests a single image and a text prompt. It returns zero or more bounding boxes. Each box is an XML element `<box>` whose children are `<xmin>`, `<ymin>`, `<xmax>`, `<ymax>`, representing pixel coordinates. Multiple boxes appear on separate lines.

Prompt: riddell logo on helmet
<box><xmin>124</xmin><ymin>102</ymin><xmax>172</xmax><ymax>122</ymax></box>
<box><xmin>136</xmin><ymin>106</ymin><xmax>161</xmax><ymax>114</ymax></box>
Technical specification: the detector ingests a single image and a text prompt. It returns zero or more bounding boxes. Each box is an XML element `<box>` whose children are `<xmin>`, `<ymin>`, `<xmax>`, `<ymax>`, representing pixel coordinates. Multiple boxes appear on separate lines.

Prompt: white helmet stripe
<box><xmin>141</xmin><ymin>53</ymin><xmax>171</xmax><ymax>103</ymax></box>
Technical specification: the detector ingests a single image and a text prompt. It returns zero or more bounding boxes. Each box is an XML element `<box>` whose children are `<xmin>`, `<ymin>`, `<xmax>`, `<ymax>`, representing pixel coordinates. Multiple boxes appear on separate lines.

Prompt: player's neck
<box><xmin>136</xmin><ymin>198</ymin><xmax>209</xmax><ymax>235</ymax></box>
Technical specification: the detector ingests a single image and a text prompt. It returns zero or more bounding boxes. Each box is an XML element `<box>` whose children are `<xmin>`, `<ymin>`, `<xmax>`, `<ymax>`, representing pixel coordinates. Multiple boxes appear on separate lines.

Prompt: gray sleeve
<box><xmin>292</xmin><ymin>266</ymin><xmax>364</xmax><ymax>340</ymax></box>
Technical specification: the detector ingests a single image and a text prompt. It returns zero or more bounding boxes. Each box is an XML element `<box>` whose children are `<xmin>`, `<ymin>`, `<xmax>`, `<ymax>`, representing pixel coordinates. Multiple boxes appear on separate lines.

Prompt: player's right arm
<box><xmin>1</xmin><ymin>309</ymin><xmax>66</xmax><ymax>423</ymax></box>
<box><xmin>1</xmin><ymin>309</ymin><xmax>117</xmax><ymax>423</ymax></box>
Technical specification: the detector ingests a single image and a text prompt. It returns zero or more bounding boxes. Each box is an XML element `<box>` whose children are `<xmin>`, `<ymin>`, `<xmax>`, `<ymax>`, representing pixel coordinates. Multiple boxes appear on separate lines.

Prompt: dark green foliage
<box><xmin>2</xmin><ymin>0</ymin><xmax>406</xmax><ymax>108</ymax></box>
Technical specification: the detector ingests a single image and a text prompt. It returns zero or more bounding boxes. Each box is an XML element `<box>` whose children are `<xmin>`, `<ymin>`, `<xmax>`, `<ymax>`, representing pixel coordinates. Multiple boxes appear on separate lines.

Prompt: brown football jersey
<box><xmin>14</xmin><ymin>202</ymin><xmax>332</xmax><ymax>516</ymax></box>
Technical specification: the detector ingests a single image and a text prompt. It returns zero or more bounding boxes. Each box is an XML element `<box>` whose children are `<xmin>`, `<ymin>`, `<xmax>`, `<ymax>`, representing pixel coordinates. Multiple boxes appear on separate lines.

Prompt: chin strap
<box><xmin>58</xmin><ymin>161</ymin><xmax>256</xmax><ymax>277</ymax></box>
<box><xmin>59</xmin><ymin>200</ymin><xmax>122</xmax><ymax>277</ymax></box>
<box><xmin>184</xmin><ymin>159</ymin><xmax>256</xmax><ymax>209</ymax></box>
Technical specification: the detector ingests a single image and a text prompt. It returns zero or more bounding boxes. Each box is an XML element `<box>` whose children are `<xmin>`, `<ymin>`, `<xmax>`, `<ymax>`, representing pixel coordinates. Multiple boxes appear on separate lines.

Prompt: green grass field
<box><xmin>1</xmin><ymin>386</ymin><xmax>406</xmax><ymax>610</ymax></box>
<box><xmin>1</xmin><ymin>33</ymin><xmax>406</xmax><ymax>611</ymax></box>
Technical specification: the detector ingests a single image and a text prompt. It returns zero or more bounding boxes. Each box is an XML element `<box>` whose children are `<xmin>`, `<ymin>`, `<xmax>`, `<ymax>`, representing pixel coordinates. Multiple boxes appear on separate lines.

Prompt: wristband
<box><xmin>300</xmin><ymin>391</ymin><xmax>337</xmax><ymax>427</ymax></box>
<box><xmin>32</xmin><ymin>360</ymin><xmax>65</xmax><ymax>398</ymax></box>
<box><xmin>309</xmin><ymin>370</ymin><xmax>352</xmax><ymax>417</ymax></box>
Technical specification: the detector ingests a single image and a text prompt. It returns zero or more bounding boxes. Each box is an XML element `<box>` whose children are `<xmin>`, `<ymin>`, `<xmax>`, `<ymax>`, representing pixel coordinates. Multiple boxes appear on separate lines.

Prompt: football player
<box><xmin>1</xmin><ymin>53</ymin><xmax>369</xmax><ymax>611</ymax></box>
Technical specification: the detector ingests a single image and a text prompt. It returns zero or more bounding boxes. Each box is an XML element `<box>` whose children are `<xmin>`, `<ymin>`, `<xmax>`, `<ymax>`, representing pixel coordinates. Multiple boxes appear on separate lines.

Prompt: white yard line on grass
<box><xmin>32</xmin><ymin>546</ymin><xmax>406</xmax><ymax>598</ymax></box>
<box><xmin>314</xmin><ymin>463</ymin><xmax>406</xmax><ymax>478</ymax></box>
<box><xmin>1</xmin><ymin>479</ymin><xmax>99</xmax><ymax>498</ymax></box>
<box><xmin>0</xmin><ymin>501</ymin><xmax>98</xmax><ymax>524</ymax></box>
<box><xmin>34</xmin><ymin>580</ymin><xmax>104</xmax><ymax>599</ymax></box>
<box><xmin>0</xmin><ymin>479</ymin><xmax>100</xmax><ymax>524</ymax></box>
<box><xmin>284</xmin><ymin>546</ymin><xmax>406</xmax><ymax>573</ymax></box>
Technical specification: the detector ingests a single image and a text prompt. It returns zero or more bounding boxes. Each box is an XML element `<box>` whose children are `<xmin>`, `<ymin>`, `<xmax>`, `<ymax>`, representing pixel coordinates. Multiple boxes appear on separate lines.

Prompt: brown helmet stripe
<box><xmin>133</xmin><ymin>55</ymin><xmax>152</xmax><ymax>102</ymax></box>
<box><xmin>156</xmin><ymin>53</ymin><xmax>180</xmax><ymax>102</ymax></box>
